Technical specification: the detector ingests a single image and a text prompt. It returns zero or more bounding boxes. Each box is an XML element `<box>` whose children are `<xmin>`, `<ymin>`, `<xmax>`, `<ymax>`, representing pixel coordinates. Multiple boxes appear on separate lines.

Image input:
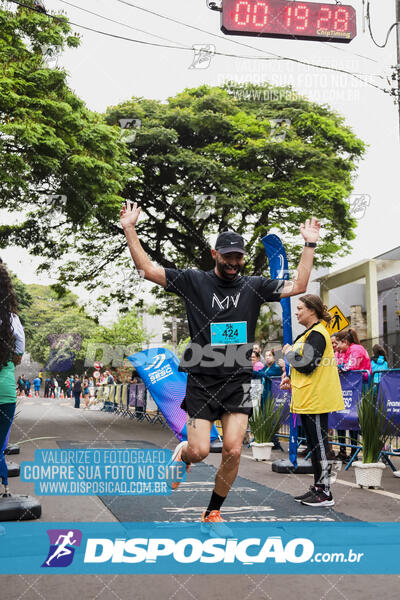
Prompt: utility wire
<box><xmin>56</xmin><ymin>0</ymin><xmax>187</xmax><ymax>48</ymax></box>
<box><xmin>59</xmin><ymin>0</ymin><xmax>385</xmax><ymax>66</ymax></box>
<box><xmin>8</xmin><ymin>0</ymin><xmax>390</xmax><ymax>94</ymax></box>
<box><xmin>115</xmin><ymin>0</ymin><xmax>389</xmax><ymax>70</ymax></box>
<box><xmin>366</xmin><ymin>0</ymin><xmax>398</xmax><ymax>48</ymax></box>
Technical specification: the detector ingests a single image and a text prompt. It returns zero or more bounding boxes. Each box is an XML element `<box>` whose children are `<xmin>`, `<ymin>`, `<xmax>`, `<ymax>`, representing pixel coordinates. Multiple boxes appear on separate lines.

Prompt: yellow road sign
<box><xmin>323</xmin><ymin>305</ymin><xmax>350</xmax><ymax>335</ymax></box>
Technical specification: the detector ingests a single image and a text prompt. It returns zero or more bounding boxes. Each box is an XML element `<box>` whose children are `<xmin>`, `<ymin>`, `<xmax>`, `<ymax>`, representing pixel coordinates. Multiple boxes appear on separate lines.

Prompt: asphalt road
<box><xmin>2</xmin><ymin>396</ymin><xmax>400</xmax><ymax>600</ymax></box>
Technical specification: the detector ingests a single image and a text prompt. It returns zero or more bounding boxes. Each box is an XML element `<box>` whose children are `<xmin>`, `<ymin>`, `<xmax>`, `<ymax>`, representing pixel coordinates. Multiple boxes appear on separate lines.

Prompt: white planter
<box><xmin>250</xmin><ymin>442</ymin><xmax>274</xmax><ymax>461</ymax></box>
<box><xmin>353</xmin><ymin>461</ymin><xmax>386</xmax><ymax>488</ymax></box>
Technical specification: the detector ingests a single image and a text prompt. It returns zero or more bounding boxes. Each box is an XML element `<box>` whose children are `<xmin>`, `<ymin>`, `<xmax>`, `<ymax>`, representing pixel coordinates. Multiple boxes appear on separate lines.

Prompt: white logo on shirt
<box><xmin>211</xmin><ymin>293</ymin><xmax>240</xmax><ymax>310</ymax></box>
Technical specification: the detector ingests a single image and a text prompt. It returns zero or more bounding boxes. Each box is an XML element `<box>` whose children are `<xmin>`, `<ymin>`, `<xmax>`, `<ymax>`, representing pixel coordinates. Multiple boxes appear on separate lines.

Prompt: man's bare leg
<box><xmin>181</xmin><ymin>417</ymin><xmax>213</xmax><ymax>464</ymax></box>
<box><xmin>214</xmin><ymin>412</ymin><xmax>248</xmax><ymax>497</ymax></box>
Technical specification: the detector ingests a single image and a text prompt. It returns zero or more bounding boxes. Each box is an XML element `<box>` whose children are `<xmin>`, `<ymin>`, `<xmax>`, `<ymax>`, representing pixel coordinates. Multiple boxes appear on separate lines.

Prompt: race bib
<box><xmin>210</xmin><ymin>321</ymin><xmax>247</xmax><ymax>345</ymax></box>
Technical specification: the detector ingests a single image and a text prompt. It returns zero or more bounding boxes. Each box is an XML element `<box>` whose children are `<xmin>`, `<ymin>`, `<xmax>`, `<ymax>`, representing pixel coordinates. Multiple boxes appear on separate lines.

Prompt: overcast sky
<box><xmin>3</xmin><ymin>0</ymin><xmax>399</xmax><ymax>297</ymax></box>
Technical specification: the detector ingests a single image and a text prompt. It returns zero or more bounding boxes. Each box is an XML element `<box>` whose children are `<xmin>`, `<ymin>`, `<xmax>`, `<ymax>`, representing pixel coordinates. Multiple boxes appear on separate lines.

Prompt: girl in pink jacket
<box><xmin>335</xmin><ymin>329</ymin><xmax>371</xmax><ymax>381</ymax></box>
<box><xmin>334</xmin><ymin>328</ymin><xmax>371</xmax><ymax>462</ymax></box>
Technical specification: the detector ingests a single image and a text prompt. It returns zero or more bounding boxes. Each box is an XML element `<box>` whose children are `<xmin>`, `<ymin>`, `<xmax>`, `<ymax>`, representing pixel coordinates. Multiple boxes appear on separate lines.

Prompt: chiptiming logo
<box><xmin>42</xmin><ymin>529</ymin><xmax>82</xmax><ymax>568</ymax></box>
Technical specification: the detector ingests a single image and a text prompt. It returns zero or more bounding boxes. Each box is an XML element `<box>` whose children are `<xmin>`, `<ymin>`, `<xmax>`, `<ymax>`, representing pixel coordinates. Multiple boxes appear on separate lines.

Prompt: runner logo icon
<box><xmin>42</xmin><ymin>529</ymin><xmax>82</xmax><ymax>568</ymax></box>
<box><xmin>144</xmin><ymin>353</ymin><xmax>166</xmax><ymax>371</ymax></box>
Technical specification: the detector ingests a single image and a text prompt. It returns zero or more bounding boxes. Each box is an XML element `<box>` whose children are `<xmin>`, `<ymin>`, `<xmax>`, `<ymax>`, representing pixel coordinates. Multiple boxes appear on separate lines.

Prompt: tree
<box><xmin>28</xmin><ymin>310</ymin><xmax>97</xmax><ymax>373</ymax></box>
<box><xmin>24</xmin><ymin>283</ymin><xmax>80</xmax><ymax>329</ymax></box>
<box><xmin>84</xmin><ymin>311</ymin><xmax>148</xmax><ymax>368</ymax></box>
<box><xmin>0</xmin><ymin>0</ymin><xmax>132</xmax><ymax>271</ymax></box>
<box><xmin>8</xmin><ymin>270</ymin><xmax>34</xmax><ymax>339</ymax></box>
<box><xmin>57</xmin><ymin>83</ymin><xmax>366</xmax><ymax>307</ymax></box>
<box><xmin>2</xmin><ymin>2</ymin><xmax>365</xmax><ymax>311</ymax></box>
<box><xmin>255</xmin><ymin>306</ymin><xmax>282</xmax><ymax>348</ymax></box>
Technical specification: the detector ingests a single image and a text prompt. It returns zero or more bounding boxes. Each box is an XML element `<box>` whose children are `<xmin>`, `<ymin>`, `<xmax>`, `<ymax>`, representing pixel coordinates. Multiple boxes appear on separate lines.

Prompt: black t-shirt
<box><xmin>165</xmin><ymin>268</ymin><xmax>283</xmax><ymax>376</ymax></box>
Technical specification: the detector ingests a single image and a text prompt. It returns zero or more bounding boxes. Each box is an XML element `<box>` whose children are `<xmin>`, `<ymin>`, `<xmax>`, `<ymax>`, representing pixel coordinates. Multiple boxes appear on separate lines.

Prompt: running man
<box><xmin>121</xmin><ymin>202</ymin><xmax>320</xmax><ymax>525</ymax></box>
<box><xmin>45</xmin><ymin>531</ymin><xmax>77</xmax><ymax>566</ymax></box>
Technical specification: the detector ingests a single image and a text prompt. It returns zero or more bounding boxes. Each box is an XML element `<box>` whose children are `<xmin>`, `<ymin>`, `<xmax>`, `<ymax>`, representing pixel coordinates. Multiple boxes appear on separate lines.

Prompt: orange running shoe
<box><xmin>170</xmin><ymin>441</ymin><xmax>191</xmax><ymax>490</ymax></box>
<box><xmin>201</xmin><ymin>510</ymin><xmax>233</xmax><ymax>538</ymax></box>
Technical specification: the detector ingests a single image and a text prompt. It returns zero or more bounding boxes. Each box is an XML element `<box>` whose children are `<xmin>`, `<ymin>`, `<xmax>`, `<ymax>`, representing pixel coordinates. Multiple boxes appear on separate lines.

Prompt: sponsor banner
<box><xmin>330</xmin><ymin>371</ymin><xmax>363</xmax><ymax>430</ymax></box>
<box><xmin>0</xmin><ymin>522</ymin><xmax>399</xmax><ymax>574</ymax></box>
<box><xmin>270</xmin><ymin>377</ymin><xmax>291</xmax><ymax>425</ymax></box>
<box><xmin>128</xmin><ymin>348</ymin><xmax>219</xmax><ymax>442</ymax></box>
<box><xmin>270</xmin><ymin>372</ymin><xmax>376</xmax><ymax>430</ymax></box>
<box><xmin>20</xmin><ymin>449</ymin><xmax>184</xmax><ymax>496</ymax></box>
<box><xmin>379</xmin><ymin>371</ymin><xmax>400</xmax><ymax>431</ymax></box>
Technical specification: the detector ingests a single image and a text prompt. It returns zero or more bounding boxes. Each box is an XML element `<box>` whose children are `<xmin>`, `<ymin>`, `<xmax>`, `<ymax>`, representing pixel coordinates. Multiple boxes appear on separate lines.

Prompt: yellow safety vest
<box><xmin>290</xmin><ymin>321</ymin><xmax>344</xmax><ymax>414</ymax></box>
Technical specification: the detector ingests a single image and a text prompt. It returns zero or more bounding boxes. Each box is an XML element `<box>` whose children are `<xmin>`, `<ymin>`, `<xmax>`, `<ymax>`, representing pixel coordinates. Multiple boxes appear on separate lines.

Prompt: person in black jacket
<box><xmin>72</xmin><ymin>375</ymin><xmax>82</xmax><ymax>409</ymax></box>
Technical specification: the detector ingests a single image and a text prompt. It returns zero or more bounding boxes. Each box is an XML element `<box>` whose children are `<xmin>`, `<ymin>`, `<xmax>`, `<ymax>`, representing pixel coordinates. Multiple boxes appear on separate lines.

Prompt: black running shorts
<box><xmin>180</xmin><ymin>371</ymin><xmax>252</xmax><ymax>422</ymax></box>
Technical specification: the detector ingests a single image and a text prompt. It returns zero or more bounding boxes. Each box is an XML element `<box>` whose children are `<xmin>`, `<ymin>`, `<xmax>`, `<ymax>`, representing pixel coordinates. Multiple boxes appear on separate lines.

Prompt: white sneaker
<box><xmin>170</xmin><ymin>441</ymin><xmax>190</xmax><ymax>490</ymax></box>
<box><xmin>393</xmin><ymin>470</ymin><xmax>400</xmax><ymax>478</ymax></box>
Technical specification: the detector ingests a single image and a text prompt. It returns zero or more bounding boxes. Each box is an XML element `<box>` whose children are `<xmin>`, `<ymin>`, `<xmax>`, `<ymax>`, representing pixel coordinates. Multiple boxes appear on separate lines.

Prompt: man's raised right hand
<box><xmin>120</xmin><ymin>201</ymin><xmax>141</xmax><ymax>230</ymax></box>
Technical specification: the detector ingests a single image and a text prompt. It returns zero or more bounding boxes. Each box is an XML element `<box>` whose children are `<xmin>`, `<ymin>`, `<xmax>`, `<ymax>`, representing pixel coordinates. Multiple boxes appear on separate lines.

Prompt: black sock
<box><xmin>204</xmin><ymin>491</ymin><xmax>226</xmax><ymax>517</ymax></box>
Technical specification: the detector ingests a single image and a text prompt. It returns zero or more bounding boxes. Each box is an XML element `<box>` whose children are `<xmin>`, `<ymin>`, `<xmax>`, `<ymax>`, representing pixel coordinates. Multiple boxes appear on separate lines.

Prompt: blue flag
<box><xmin>127</xmin><ymin>348</ymin><xmax>219</xmax><ymax>442</ymax></box>
<box><xmin>262</xmin><ymin>234</ymin><xmax>297</xmax><ymax>467</ymax></box>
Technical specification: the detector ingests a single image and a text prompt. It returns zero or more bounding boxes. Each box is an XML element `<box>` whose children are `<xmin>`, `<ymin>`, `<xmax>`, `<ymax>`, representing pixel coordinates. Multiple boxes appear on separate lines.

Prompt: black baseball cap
<box><xmin>215</xmin><ymin>231</ymin><xmax>246</xmax><ymax>255</ymax></box>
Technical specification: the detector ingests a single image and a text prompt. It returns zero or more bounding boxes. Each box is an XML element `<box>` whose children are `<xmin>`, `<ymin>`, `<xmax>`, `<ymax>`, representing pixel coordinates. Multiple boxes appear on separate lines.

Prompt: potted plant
<box><xmin>354</xmin><ymin>388</ymin><xmax>391</xmax><ymax>488</ymax></box>
<box><xmin>249</xmin><ymin>395</ymin><xmax>289</xmax><ymax>461</ymax></box>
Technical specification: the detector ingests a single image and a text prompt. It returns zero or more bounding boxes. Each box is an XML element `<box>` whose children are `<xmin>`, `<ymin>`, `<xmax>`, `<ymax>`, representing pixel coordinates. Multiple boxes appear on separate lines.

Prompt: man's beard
<box><xmin>215</xmin><ymin>257</ymin><xmax>242</xmax><ymax>281</ymax></box>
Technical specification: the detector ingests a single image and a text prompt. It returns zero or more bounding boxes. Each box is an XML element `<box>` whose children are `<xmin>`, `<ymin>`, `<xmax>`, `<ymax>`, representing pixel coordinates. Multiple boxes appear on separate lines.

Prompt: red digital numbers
<box><xmin>235</xmin><ymin>0</ymin><xmax>269</xmax><ymax>27</ymax></box>
<box><xmin>225</xmin><ymin>1</ymin><xmax>356</xmax><ymax>43</ymax></box>
<box><xmin>253</xmin><ymin>1</ymin><xmax>269</xmax><ymax>26</ymax></box>
<box><xmin>286</xmin><ymin>5</ymin><xmax>310</xmax><ymax>31</ymax></box>
<box><xmin>317</xmin><ymin>6</ymin><xmax>331</xmax><ymax>30</ymax></box>
<box><xmin>334</xmin><ymin>7</ymin><xmax>350</xmax><ymax>32</ymax></box>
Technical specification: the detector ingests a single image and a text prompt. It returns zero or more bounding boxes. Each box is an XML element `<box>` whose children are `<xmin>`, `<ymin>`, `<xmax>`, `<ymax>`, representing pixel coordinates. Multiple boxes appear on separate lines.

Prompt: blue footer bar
<box><xmin>1</xmin><ymin>522</ymin><xmax>399</xmax><ymax>574</ymax></box>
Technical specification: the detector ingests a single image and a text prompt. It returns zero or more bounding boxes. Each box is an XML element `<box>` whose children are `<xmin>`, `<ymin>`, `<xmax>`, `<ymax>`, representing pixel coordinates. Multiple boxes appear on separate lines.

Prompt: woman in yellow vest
<box><xmin>281</xmin><ymin>294</ymin><xmax>344</xmax><ymax>507</ymax></box>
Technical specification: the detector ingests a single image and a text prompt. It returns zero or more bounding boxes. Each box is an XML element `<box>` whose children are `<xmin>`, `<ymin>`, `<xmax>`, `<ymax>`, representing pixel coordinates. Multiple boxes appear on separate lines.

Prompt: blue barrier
<box><xmin>263</xmin><ymin>370</ymin><xmax>400</xmax><ymax>470</ymax></box>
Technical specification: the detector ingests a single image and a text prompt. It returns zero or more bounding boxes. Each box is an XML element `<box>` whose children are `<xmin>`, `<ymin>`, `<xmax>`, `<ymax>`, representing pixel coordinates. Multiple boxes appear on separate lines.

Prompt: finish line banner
<box><xmin>0</xmin><ymin>522</ymin><xmax>399</xmax><ymax>574</ymax></box>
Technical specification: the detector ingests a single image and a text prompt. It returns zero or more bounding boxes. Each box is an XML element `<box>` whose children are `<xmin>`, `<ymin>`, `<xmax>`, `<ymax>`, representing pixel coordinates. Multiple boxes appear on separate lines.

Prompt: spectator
<box><xmin>253</xmin><ymin>343</ymin><xmax>265</xmax><ymax>364</ymax></box>
<box><xmin>251</xmin><ymin>349</ymin><xmax>264</xmax><ymax>372</ymax></box>
<box><xmin>335</xmin><ymin>329</ymin><xmax>371</xmax><ymax>381</ymax></box>
<box><xmin>44</xmin><ymin>376</ymin><xmax>51</xmax><ymax>398</ymax></box>
<box><xmin>50</xmin><ymin>376</ymin><xmax>56</xmax><ymax>398</ymax></box>
<box><xmin>55</xmin><ymin>374</ymin><xmax>63</xmax><ymax>398</ymax></box>
<box><xmin>82</xmin><ymin>378</ymin><xmax>90</xmax><ymax>409</ymax></box>
<box><xmin>0</xmin><ymin>262</ymin><xmax>25</xmax><ymax>494</ymax></box>
<box><xmin>25</xmin><ymin>378</ymin><xmax>31</xmax><ymax>396</ymax></box>
<box><xmin>331</xmin><ymin>334</ymin><xmax>344</xmax><ymax>365</ymax></box>
<box><xmin>253</xmin><ymin>349</ymin><xmax>282</xmax><ymax>395</ymax></box>
<box><xmin>88</xmin><ymin>376</ymin><xmax>95</xmax><ymax>395</ymax></box>
<box><xmin>72</xmin><ymin>375</ymin><xmax>82</xmax><ymax>409</ymax></box>
<box><xmin>335</xmin><ymin>328</ymin><xmax>372</xmax><ymax>462</ymax></box>
<box><xmin>33</xmin><ymin>375</ymin><xmax>41</xmax><ymax>398</ymax></box>
<box><xmin>105</xmin><ymin>370</ymin><xmax>115</xmax><ymax>385</ymax></box>
<box><xmin>251</xmin><ymin>349</ymin><xmax>285</xmax><ymax>451</ymax></box>
<box><xmin>371</xmin><ymin>344</ymin><xmax>388</xmax><ymax>384</ymax></box>
<box><xmin>65</xmin><ymin>376</ymin><xmax>71</xmax><ymax>398</ymax></box>
<box><xmin>17</xmin><ymin>375</ymin><xmax>25</xmax><ymax>397</ymax></box>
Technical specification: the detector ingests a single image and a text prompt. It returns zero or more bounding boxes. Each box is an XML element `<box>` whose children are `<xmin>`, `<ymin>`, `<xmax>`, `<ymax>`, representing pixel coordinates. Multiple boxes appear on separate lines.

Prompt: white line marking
<box><xmin>241</xmin><ymin>454</ymin><xmax>400</xmax><ymax>500</ymax></box>
<box><xmin>334</xmin><ymin>477</ymin><xmax>400</xmax><ymax>501</ymax></box>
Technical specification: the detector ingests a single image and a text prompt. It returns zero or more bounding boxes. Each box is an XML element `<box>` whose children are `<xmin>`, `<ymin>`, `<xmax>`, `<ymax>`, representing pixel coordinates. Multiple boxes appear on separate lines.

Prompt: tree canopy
<box><xmin>0</xmin><ymin>0</ymin><xmax>132</xmax><ymax>267</ymax></box>
<box><xmin>0</xmin><ymin>1</ymin><xmax>365</xmax><ymax>312</ymax></box>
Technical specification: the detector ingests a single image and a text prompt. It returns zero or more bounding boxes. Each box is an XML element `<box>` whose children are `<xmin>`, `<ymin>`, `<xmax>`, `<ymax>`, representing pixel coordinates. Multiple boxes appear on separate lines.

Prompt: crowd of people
<box><xmin>16</xmin><ymin>369</ymin><xmax>144</xmax><ymax>411</ymax></box>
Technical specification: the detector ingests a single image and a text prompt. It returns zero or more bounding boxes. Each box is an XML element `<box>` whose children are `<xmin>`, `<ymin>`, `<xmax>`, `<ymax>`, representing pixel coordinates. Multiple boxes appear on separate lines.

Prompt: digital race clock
<box><xmin>221</xmin><ymin>0</ymin><xmax>357</xmax><ymax>43</ymax></box>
